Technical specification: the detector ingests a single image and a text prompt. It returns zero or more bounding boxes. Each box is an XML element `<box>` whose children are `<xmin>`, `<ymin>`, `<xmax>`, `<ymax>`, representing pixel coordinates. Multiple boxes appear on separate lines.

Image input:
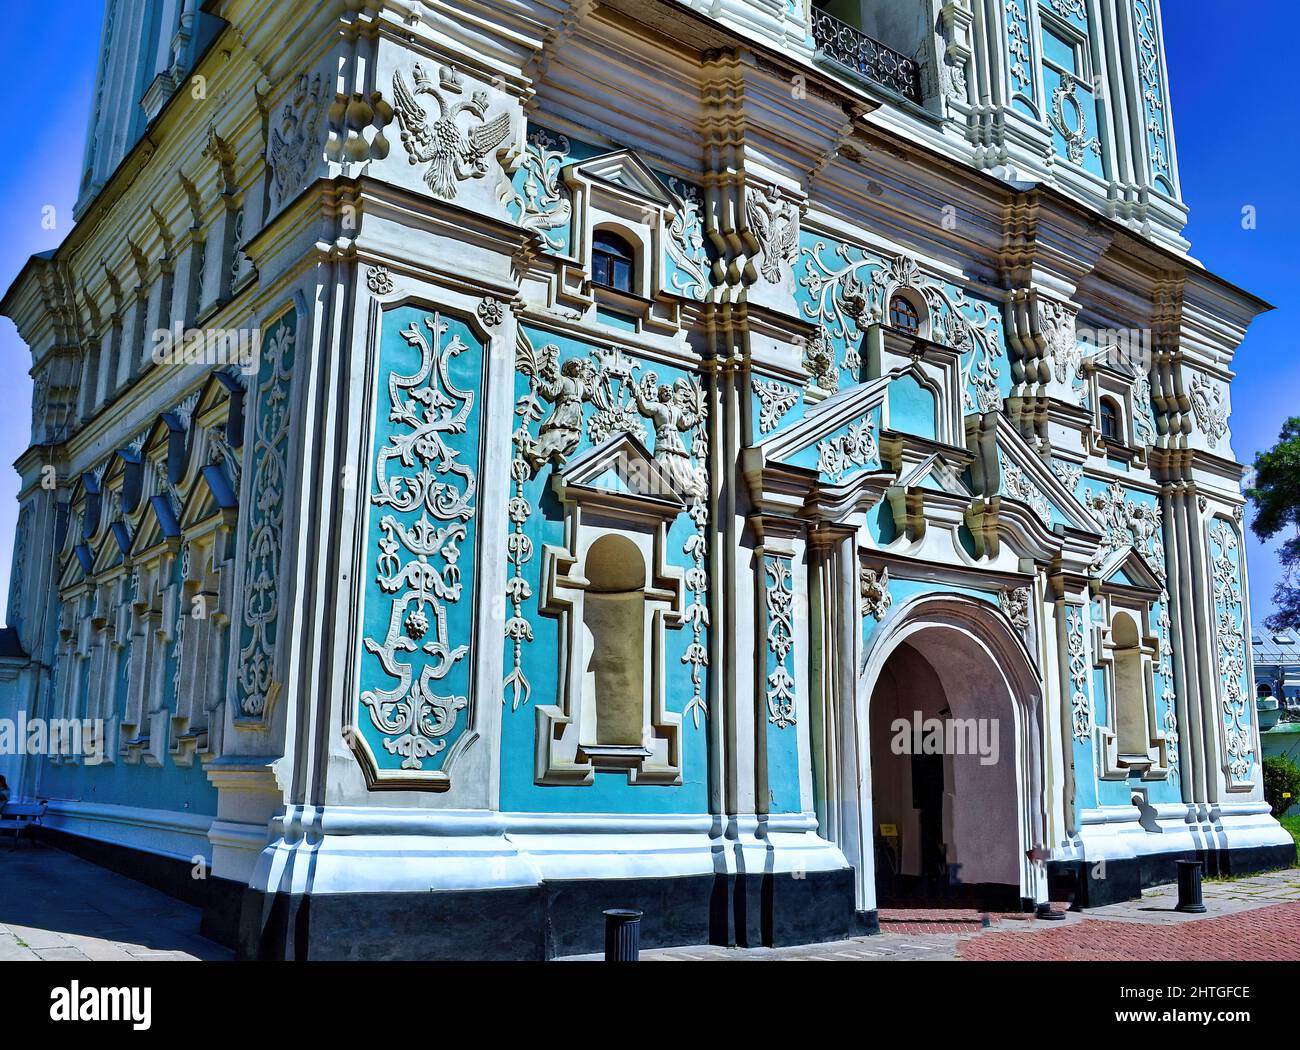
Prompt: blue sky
<box><xmin>0</xmin><ymin>1</ymin><xmax>1296</xmax><ymax>631</ymax></box>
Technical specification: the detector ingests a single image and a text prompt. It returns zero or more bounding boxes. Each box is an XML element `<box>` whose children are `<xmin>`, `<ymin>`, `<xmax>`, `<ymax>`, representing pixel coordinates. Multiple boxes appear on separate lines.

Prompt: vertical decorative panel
<box><xmin>235</xmin><ymin>310</ymin><xmax>295</xmax><ymax>719</ymax></box>
<box><xmin>1133</xmin><ymin>0</ymin><xmax>1174</xmax><ymax>194</ymax></box>
<box><xmin>353</xmin><ymin>308</ymin><xmax>483</xmax><ymax>788</ymax></box>
<box><xmin>1005</xmin><ymin>0</ymin><xmax>1038</xmax><ymax>118</ymax></box>
<box><xmin>1208</xmin><ymin>519</ymin><xmax>1255</xmax><ymax>788</ymax></box>
<box><xmin>762</xmin><ymin>551</ymin><xmax>802</xmax><ymax>814</ymax></box>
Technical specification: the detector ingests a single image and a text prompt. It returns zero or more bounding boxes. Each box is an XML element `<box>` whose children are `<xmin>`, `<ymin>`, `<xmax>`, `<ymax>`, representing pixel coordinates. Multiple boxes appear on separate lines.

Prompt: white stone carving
<box><xmin>392</xmin><ymin>63</ymin><xmax>512</xmax><ymax>200</ymax></box>
<box><xmin>753</xmin><ymin>378</ymin><xmax>798</xmax><ymax>434</ymax></box>
<box><xmin>803</xmin><ymin>327</ymin><xmax>837</xmax><ymax>394</ymax></box>
<box><xmin>267</xmin><ymin>73</ymin><xmax>323</xmax><ymax>211</ymax></box>
<box><xmin>1049</xmin><ymin>0</ymin><xmax>1086</xmax><ymax>19</ymax></box>
<box><xmin>507</xmin><ymin>128</ymin><xmax>572</xmax><ymax>251</ymax></box>
<box><xmin>367</xmin><ymin>266</ymin><xmax>394</xmax><ymax>295</ymax></box>
<box><xmin>1005</xmin><ymin>0</ymin><xmax>1033</xmax><ymax>94</ymax></box>
<box><xmin>1132</xmin><ymin>373</ymin><xmax>1158</xmax><ymax>446</ymax></box>
<box><xmin>1156</xmin><ymin>590</ymin><xmax>1178</xmax><ymax>773</ymax></box>
<box><xmin>683</xmin><ymin>498</ymin><xmax>709</xmax><ymax>729</ymax></box>
<box><xmin>765</xmin><ymin>556</ymin><xmax>796</xmax><ymax>729</ymax></box>
<box><xmin>1040</xmin><ymin>298</ymin><xmax>1082</xmax><ymax>394</ymax></box>
<box><xmin>817</xmin><ymin>417</ymin><xmax>878</xmax><ymax>483</ymax></box>
<box><xmin>746</xmin><ymin>184</ymin><xmax>799</xmax><ymax>284</ymax></box>
<box><xmin>236</xmin><ymin>319</ymin><xmax>293</xmax><ymax>717</ymax></box>
<box><xmin>505</xmin><ymin>330</ymin><xmax>546</xmax><ymax>712</ymax></box>
<box><xmin>1210</xmin><ymin>520</ymin><xmax>1254</xmax><ymax>784</ymax></box>
<box><xmin>524</xmin><ymin>347</ymin><xmax>596</xmax><ymax>476</ymax></box>
<box><xmin>1002</xmin><ymin>460</ymin><xmax>1052</xmax><ymax>527</ymax></box>
<box><xmin>586</xmin><ymin>347</ymin><xmax>647</xmax><ymax>446</ymax></box>
<box><xmin>1189</xmin><ymin>371</ymin><xmax>1228</xmax><ymax>446</ymax></box>
<box><xmin>1052</xmin><ymin>458</ymin><xmax>1083</xmax><ymax>493</ymax></box>
<box><xmin>1000</xmin><ymin>585</ymin><xmax>1031</xmax><ymax>631</ymax></box>
<box><xmin>1083</xmin><ymin>481</ymin><xmax>1165</xmax><ymax>575</ymax></box>
<box><xmin>1049</xmin><ymin>76</ymin><xmax>1101</xmax><ymax>166</ymax></box>
<box><xmin>634</xmin><ymin>373</ymin><xmax>707</xmax><ymax>500</ymax></box>
<box><xmin>859</xmin><ymin>565</ymin><xmax>892</xmax><ymax>621</ymax></box>
<box><xmin>1067</xmin><ymin>605</ymin><xmax>1092</xmax><ymax>741</ymax></box>
<box><xmin>665</xmin><ymin>177</ymin><xmax>708</xmax><ymax>300</ymax></box>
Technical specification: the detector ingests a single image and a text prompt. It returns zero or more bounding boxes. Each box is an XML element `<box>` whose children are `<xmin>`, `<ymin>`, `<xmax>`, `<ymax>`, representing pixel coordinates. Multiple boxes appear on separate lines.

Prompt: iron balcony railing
<box><xmin>810</xmin><ymin>7</ymin><xmax>924</xmax><ymax>105</ymax></box>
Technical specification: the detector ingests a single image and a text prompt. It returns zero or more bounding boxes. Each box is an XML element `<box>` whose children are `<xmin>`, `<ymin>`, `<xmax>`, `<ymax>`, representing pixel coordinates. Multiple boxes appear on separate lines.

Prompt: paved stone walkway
<box><xmin>0</xmin><ymin>842</ymin><xmax>230</xmax><ymax>962</ymax></box>
<box><xmin>562</xmin><ymin>868</ymin><xmax>1300</xmax><ymax>961</ymax></box>
<box><xmin>4</xmin><ymin>842</ymin><xmax>1297</xmax><ymax>962</ymax></box>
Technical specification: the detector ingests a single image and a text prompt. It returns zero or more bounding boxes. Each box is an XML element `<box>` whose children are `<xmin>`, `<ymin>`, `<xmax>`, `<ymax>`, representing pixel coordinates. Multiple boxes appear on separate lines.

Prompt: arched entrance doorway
<box><xmin>836</xmin><ymin>593</ymin><xmax>1047</xmax><ymax>916</ymax></box>
<box><xmin>868</xmin><ymin>632</ymin><xmax>1021</xmax><ymax>908</ymax></box>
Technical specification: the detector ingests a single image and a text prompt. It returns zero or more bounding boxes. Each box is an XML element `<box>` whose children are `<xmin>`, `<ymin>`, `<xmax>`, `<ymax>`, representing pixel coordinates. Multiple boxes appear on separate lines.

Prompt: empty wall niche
<box><xmin>583</xmin><ymin>534</ymin><xmax>647</xmax><ymax>750</ymax></box>
<box><xmin>1111</xmin><ymin>610</ymin><xmax>1146</xmax><ymax>759</ymax></box>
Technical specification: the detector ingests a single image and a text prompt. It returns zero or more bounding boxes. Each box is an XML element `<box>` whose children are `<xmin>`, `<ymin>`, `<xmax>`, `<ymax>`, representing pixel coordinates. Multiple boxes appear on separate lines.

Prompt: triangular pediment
<box><xmin>1093</xmin><ymin>546</ymin><xmax>1163</xmax><ymax>598</ymax></box>
<box><xmin>566</xmin><ymin>149</ymin><xmax>676</xmax><ymax>209</ymax></box>
<box><xmin>552</xmin><ymin>431</ymin><xmax>686</xmax><ymax>512</ymax></box>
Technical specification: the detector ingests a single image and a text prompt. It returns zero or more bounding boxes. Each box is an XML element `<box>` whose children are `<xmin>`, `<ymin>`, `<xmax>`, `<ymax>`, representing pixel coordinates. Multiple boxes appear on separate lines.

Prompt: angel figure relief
<box><xmin>524</xmin><ymin>347</ymin><xmax>597</xmax><ymax>476</ymax></box>
<box><xmin>392</xmin><ymin>63</ymin><xmax>513</xmax><ymax>200</ymax></box>
<box><xmin>634</xmin><ymin>372</ymin><xmax>708</xmax><ymax>500</ymax></box>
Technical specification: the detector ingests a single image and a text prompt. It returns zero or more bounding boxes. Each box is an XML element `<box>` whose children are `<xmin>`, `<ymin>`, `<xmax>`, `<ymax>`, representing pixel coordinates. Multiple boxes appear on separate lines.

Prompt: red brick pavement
<box><xmin>958</xmin><ymin>900</ymin><xmax>1300</xmax><ymax>961</ymax></box>
<box><xmin>879</xmin><ymin>907</ymin><xmax>990</xmax><ymax>935</ymax></box>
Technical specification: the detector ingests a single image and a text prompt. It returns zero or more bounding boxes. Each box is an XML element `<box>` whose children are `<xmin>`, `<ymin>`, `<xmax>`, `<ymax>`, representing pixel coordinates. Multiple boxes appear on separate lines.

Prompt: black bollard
<box><xmin>1175</xmin><ymin>860</ymin><xmax>1207</xmax><ymax>913</ymax></box>
<box><xmin>603</xmin><ymin>908</ymin><xmax>642</xmax><ymax>961</ymax></box>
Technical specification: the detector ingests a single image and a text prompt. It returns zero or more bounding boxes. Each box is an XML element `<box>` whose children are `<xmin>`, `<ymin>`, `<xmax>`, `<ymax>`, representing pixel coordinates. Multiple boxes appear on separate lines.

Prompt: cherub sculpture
<box><xmin>634</xmin><ymin>373</ymin><xmax>707</xmax><ymax>499</ymax></box>
<box><xmin>528</xmin><ymin>355</ymin><xmax>596</xmax><ymax>475</ymax></box>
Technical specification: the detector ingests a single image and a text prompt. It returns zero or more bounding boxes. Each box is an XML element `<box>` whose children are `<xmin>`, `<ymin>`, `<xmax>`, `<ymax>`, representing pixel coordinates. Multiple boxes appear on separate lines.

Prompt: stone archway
<box><xmin>833</xmin><ymin>593</ymin><xmax>1047</xmax><ymax>916</ymax></box>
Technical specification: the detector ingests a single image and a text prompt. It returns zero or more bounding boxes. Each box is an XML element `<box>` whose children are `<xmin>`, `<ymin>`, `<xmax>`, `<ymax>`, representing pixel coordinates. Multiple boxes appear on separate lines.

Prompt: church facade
<box><xmin>0</xmin><ymin>0</ymin><xmax>1290</xmax><ymax>959</ymax></box>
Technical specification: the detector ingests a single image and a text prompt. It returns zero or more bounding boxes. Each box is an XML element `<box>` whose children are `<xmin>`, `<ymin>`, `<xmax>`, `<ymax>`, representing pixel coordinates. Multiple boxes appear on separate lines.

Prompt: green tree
<box><xmin>1247</xmin><ymin>417</ymin><xmax>1300</xmax><ymax>632</ymax></box>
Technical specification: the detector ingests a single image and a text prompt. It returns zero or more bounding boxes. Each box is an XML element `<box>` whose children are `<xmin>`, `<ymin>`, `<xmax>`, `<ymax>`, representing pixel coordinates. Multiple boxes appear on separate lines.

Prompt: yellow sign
<box><xmin>879</xmin><ymin>823</ymin><xmax>899</xmax><ymax>837</ymax></box>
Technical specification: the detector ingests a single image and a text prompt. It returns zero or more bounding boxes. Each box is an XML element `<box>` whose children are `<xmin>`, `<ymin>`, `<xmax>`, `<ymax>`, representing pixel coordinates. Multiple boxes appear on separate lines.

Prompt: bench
<box><xmin>0</xmin><ymin>800</ymin><xmax>47</xmax><ymax>847</ymax></box>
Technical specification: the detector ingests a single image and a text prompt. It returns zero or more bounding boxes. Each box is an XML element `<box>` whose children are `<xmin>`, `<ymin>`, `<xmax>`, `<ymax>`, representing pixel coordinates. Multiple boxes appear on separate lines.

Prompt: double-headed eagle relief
<box><xmin>745</xmin><ymin>183</ymin><xmax>799</xmax><ymax>284</ymax></box>
<box><xmin>392</xmin><ymin>63</ymin><xmax>512</xmax><ymax>200</ymax></box>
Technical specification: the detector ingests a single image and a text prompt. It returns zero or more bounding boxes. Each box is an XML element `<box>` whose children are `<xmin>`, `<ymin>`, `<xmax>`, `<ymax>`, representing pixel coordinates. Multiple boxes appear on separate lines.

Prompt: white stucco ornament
<box><xmin>859</xmin><ymin>565</ymin><xmax>892</xmax><ymax>620</ymax></box>
<box><xmin>746</xmin><ymin>183</ymin><xmax>798</xmax><ymax>283</ymax></box>
<box><xmin>392</xmin><ymin>63</ymin><xmax>512</xmax><ymax>199</ymax></box>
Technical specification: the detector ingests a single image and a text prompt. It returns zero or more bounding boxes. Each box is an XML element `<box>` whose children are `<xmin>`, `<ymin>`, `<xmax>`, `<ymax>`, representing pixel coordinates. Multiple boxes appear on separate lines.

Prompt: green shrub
<box><xmin>1263</xmin><ymin>755</ymin><xmax>1300</xmax><ymax>817</ymax></box>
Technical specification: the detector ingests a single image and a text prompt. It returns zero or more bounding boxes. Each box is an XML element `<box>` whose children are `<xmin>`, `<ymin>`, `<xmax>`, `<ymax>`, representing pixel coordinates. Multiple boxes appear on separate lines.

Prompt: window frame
<box><xmin>590</xmin><ymin>229</ymin><xmax>637</xmax><ymax>295</ymax></box>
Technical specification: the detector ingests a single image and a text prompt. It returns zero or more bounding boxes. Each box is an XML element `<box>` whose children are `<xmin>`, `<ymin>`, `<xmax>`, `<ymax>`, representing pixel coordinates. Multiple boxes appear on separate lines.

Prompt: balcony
<box><xmin>810</xmin><ymin>6</ymin><xmax>924</xmax><ymax>106</ymax></box>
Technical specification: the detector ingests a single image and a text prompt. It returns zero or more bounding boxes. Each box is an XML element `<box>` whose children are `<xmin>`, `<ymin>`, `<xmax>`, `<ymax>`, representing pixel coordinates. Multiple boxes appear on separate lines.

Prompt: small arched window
<box><xmin>889</xmin><ymin>294</ymin><xmax>920</xmax><ymax>335</ymax></box>
<box><xmin>591</xmin><ymin>230</ymin><xmax>636</xmax><ymax>294</ymax></box>
<box><xmin>1099</xmin><ymin>397</ymin><xmax>1122</xmax><ymax>442</ymax></box>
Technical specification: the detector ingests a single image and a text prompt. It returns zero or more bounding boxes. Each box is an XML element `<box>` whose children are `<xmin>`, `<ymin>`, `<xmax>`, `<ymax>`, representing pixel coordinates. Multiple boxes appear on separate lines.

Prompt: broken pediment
<box><xmin>968</xmin><ymin>413</ymin><xmax>1100</xmax><ymax>536</ymax></box>
<box><xmin>752</xmin><ymin>372</ymin><xmax>890</xmax><ymax>482</ymax></box>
